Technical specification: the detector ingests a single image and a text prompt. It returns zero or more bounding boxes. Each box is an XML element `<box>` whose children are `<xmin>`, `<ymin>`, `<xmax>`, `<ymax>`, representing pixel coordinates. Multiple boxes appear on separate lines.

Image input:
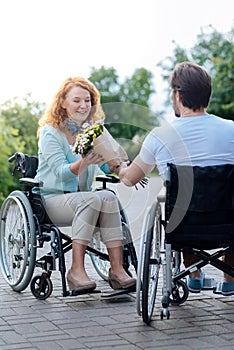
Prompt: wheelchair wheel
<box><xmin>142</xmin><ymin>201</ymin><xmax>162</xmax><ymax>324</ymax></box>
<box><xmin>0</xmin><ymin>191</ymin><xmax>37</xmax><ymax>292</ymax></box>
<box><xmin>89</xmin><ymin>199</ymin><xmax>137</xmax><ymax>281</ymax></box>
<box><xmin>136</xmin><ymin>200</ymin><xmax>158</xmax><ymax>316</ymax></box>
<box><xmin>30</xmin><ymin>273</ymin><xmax>53</xmax><ymax>300</ymax></box>
<box><xmin>170</xmin><ymin>280</ymin><xmax>189</xmax><ymax>305</ymax></box>
<box><xmin>89</xmin><ymin>229</ymin><xmax>110</xmax><ymax>281</ymax></box>
<box><xmin>118</xmin><ymin>200</ymin><xmax>137</xmax><ymax>277</ymax></box>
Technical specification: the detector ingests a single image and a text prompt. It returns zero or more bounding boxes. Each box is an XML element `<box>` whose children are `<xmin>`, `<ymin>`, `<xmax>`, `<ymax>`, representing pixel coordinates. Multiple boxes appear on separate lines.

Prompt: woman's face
<box><xmin>62</xmin><ymin>86</ymin><xmax>92</xmax><ymax>125</ymax></box>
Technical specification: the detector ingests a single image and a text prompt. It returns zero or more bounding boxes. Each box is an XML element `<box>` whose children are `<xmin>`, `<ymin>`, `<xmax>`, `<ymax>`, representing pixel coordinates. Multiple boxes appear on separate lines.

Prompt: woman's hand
<box><xmin>82</xmin><ymin>151</ymin><xmax>104</xmax><ymax>166</ymax></box>
<box><xmin>70</xmin><ymin>151</ymin><xmax>104</xmax><ymax>175</ymax></box>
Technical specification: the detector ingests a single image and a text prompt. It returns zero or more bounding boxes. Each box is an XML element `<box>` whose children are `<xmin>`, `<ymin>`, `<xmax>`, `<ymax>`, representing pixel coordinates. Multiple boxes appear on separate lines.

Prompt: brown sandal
<box><xmin>67</xmin><ymin>269</ymin><xmax>96</xmax><ymax>291</ymax></box>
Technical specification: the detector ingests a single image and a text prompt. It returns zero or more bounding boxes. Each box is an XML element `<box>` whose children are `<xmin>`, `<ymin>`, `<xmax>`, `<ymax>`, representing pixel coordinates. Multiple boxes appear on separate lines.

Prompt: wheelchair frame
<box><xmin>0</xmin><ymin>152</ymin><xmax>138</xmax><ymax>300</ymax></box>
<box><xmin>136</xmin><ymin>163</ymin><xmax>234</xmax><ymax>324</ymax></box>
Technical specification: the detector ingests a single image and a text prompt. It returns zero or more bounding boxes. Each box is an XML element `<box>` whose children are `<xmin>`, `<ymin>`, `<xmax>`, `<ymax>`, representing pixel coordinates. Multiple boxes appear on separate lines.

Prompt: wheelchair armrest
<box><xmin>96</xmin><ymin>174</ymin><xmax>120</xmax><ymax>186</ymax></box>
<box><xmin>19</xmin><ymin>177</ymin><xmax>43</xmax><ymax>188</ymax></box>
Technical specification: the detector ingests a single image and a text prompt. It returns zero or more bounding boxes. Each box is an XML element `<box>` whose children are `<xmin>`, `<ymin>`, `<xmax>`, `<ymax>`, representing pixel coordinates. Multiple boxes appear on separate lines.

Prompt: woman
<box><xmin>34</xmin><ymin>76</ymin><xmax>136</xmax><ymax>291</ymax></box>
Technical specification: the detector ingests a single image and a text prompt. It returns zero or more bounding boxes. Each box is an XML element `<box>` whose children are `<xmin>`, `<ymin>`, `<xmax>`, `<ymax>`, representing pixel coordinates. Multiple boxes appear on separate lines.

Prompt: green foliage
<box><xmin>0</xmin><ymin>94</ymin><xmax>45</xmax><ymax>205</ymax></box>
<box><xmin>89</xmin><ymin>66</ymin><xmax>120</xmax><ymax>103</ymax></box>
<box><xmin>119</xmin><ymin>68</ymin><xmax>155</xmax><ymax>107</ymax></box>
<box><xmin>103</xmin><ymin>102</ymin><xmax>157</xmax><ymax>139</ymax></box>
<box><xmin>0</xmin><ymin>117</ymin><xmax>21</xmax><ymax>205</ymax></box>
<box><xmin>89</xmin><ymin>66</ymin><xmax>160</xmax><ymax>143</ymax></box>
<box><xmin>158</xmin><ymin>24</ymin><xmax>234</xmax><ymax>120</ymax></box>
<box><xmin>1</xmin><ymin>94</ymin><xmax>45</xmax><ymax>155</ymax></box>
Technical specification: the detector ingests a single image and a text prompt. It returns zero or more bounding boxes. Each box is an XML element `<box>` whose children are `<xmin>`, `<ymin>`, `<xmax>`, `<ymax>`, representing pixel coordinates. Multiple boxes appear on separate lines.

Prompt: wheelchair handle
<box><xmin>8</xmin><ymin>152</ymin><xmax>26</xmax><ymax>175</ymax></box>
<box><xmin>8</xmin><ymin>154</ymin><xmax>16</xmax><ymax>163</ymax></box>
<box><xmin>8</xmin><ymin>152</ymin><xmax>25</xmax><ymax>163</ymax></box>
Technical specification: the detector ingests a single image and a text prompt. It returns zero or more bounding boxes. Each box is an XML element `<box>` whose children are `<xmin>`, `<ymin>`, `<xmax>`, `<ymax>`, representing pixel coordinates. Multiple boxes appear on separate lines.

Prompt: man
<box><xmin>117</xmin><ymin>62</ymin><xmax>234</xmax><ymax>295</ymax></box>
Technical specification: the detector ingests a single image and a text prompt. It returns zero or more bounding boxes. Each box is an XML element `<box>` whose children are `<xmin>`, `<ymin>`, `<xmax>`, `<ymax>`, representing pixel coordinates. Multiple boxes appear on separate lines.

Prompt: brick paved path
<box><xmin>0</xmin><ymin>177</ymin><xmax>233</xmax><ymax>350</ymax></box>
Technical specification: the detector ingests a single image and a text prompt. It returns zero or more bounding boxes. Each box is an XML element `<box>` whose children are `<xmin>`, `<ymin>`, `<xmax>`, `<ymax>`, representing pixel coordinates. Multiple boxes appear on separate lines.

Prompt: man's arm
<box><xmin>118</xmin><ymin>155</ymin><xmax>155</xmax><ymax>187</ymax></box>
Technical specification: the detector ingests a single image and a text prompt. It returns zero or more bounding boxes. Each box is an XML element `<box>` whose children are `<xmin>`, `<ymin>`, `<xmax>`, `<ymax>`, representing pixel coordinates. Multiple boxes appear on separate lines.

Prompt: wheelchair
<box><xmin>0</xmin><ymin>152</ymin><xmax>137</xmax><ymax>300</ymax></box>
<box><xmin>136</xmin><ymin>163</ymin><xmax>234</xmax><ymax>324</ymax></box>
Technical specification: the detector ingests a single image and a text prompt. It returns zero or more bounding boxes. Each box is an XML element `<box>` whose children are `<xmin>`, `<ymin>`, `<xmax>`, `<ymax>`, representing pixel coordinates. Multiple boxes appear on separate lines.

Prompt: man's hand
<box><xmin>108</xmin><ymin>160</ymin><xmax>129</xmax><ymax>174</ymax></box>
<box><xmin>134</xmin><ymin>177</ymin><xmax>149</xmax><ymax>190</ymax></box>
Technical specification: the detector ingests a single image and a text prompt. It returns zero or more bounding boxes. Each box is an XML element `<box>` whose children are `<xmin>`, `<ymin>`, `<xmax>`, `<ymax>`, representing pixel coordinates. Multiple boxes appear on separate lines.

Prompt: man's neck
<box><xmin>180</xmin><ymin>107</ymin><xmax>207</xmax><ymax>118</ymax></box>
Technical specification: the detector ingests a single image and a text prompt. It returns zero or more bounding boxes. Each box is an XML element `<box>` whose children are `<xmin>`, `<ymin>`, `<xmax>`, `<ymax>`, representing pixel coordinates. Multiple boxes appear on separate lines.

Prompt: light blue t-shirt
<box><xmin>34</xmin><ymin>125</ymin><xmax>110</xmax><ymax>198</ymax></box>
<box><xmin>140</xmin><ymin>114</ymin><xmax>234</xmax><ymax>179</ymax></box>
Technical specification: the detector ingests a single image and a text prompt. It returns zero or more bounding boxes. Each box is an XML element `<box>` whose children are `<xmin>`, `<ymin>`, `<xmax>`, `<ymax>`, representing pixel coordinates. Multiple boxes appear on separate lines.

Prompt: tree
<box><xmin>1</xmin><ymin>94</ymin><xmax>45</xmax><ymax>156</ymax></box>
<box><xmin>89</xmin><ymin>66</ymin><xmax>120</xmax><ymax>103</ymax></box>
<box><xmin>89</xmin><ymin>66</ymin><xmax>159</xmax><ymax>141</ymax></box>
<box><xmin>0</xmin><ymin>117</ymin><xmax>21</xmax><ymax>205</ymax></box>
<box><xmin>158</xmin><ymin>24</ymin><xmax>234</xmax><ymax>120</ymax></box>
<box><xmin>0</xmin><ymin>95</ymin><xmax>45</xmax><ymax>204</ymax></box>
<box><xmin>119</xmin><ymin>68</ymin><xmax>155</xmax><ymax>107</ymax></box>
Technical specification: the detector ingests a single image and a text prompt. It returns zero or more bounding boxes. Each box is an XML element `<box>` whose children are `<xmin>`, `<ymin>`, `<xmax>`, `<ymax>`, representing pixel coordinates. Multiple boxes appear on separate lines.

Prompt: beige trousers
<box><xmin>45</xmin><ymin>190</ymin><xmax>123</xmax><ymax>243</ymax></box>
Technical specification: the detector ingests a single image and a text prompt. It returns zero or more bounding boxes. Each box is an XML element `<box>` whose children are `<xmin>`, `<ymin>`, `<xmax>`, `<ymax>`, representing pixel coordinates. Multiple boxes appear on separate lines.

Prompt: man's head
<box><xmin>170</xmin><ymin>62</ymin><xmax>212</xmax><ymax>117</ymax></box>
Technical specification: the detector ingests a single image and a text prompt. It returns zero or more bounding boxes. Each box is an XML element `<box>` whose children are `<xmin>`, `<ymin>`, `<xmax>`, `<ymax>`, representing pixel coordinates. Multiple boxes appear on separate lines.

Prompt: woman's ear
<box><xmin>61</xmin><ymin>99</ymin><xmax>67</xmax><ymax>109</ymax></box>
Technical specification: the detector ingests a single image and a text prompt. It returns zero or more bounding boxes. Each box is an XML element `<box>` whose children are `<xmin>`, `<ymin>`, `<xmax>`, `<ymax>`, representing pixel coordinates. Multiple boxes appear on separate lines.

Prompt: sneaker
<box><xmin>221</xmin><ymin>282</ymin><xmax>234</xmax><ymax>296</ymax></box>
<box><xmin>187</xmin><ymin>270</ymin><xmax>205</xmax><ymax>293</ymax></box>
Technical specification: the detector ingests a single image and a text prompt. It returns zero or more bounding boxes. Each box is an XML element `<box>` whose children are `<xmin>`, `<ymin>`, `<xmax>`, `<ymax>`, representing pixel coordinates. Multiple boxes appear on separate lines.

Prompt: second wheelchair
<box><xmin>136</xmin><ymin>163</ymin><xmax>234</xmax><ymax>324</ymax></box>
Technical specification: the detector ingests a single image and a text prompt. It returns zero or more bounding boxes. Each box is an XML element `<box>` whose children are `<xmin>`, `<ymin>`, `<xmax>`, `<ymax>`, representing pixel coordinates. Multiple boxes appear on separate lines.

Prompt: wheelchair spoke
<box><xmin>89</xmin><ymin>229</ymin><xmax>110</xmax><ymax>281</ymax></box>
<box><xmin>89</xmin><ymin>199</ymin><xmax>137</xmax><ymax>283</ymax></box>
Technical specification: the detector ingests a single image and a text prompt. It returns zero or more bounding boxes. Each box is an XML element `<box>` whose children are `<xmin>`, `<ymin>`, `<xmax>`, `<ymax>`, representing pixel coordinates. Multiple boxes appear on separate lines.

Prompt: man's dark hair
<box><xmin>170</xmin><ymin>62</ymin><xmax>212</xmax><ymax>110</ymax></box>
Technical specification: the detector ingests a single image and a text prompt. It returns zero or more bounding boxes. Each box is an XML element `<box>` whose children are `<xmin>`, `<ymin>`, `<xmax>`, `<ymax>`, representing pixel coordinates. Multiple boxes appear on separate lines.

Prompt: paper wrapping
<box><xmin>93</xmin><ymin>127</ymin><xmax>128</xmax><ymax>167</ymax></box>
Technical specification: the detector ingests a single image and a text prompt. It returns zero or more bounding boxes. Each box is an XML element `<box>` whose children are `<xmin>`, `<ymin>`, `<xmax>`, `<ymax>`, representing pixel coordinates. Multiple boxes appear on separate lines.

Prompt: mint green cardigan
<box><xmin>33</xmin><ymin>125</ymin><xmax>110</xmax><ymax>198</ymax></box>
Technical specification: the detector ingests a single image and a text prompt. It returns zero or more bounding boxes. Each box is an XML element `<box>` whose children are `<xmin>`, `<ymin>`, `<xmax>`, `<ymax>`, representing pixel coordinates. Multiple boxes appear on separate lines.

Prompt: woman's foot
<box><xmin>108</xmin><ymin>269</ymin><xmax>136</xmax><ymax>290</ymax></box>
<box><xmin>66</xmin><ymin>269</ymin><xmax>96</xmax><ymax>291</ymax></box>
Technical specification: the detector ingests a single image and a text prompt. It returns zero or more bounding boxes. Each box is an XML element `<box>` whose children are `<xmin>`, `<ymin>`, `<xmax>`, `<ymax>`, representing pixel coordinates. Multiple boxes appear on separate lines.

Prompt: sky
<box><xmin>0</xmin><ymin>0</ymin><xmax>233</xmax><ymax>113</ymax></box>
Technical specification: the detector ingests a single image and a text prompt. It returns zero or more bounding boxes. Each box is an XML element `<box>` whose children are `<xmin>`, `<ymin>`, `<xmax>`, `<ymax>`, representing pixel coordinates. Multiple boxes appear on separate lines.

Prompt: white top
<box><xmin>140</xmin><ymin>114</ymin><xmax>234</xmax><ymax>179</ymax></box>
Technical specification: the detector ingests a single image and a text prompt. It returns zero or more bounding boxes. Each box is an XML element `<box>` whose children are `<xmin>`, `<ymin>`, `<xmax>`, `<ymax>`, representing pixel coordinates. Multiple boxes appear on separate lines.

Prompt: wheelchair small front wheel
<box><xmin>30</xmin><ymin>273</ymin><xmax>53</xmax><ymax>300</ymax></box>
<box><xmin>170</xmin><ymin>280</ymin><xmax>189</xmax><ymax>305</ymax></box>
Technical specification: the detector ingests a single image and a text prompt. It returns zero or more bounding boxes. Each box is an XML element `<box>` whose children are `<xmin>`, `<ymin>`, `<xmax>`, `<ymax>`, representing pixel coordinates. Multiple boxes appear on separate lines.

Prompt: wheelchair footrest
<box><xmin>202</xmin><ymin>278</ymin><xmax>217</xmax><ymax>290</ymax></box>
<box><xmin>101</xmin><ymin>286</ymin><xmax>136</xmax><ymax>298</ymax></box>
<box><xmin>70</xmin><ymin>289</ymin><xmax>102</xmax><ymax>296</ymax></box>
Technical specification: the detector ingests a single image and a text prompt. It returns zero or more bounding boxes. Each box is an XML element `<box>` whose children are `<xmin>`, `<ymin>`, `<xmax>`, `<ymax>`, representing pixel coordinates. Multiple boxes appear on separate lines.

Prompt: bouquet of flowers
<box><xmin>73</xmin><ymin>122</ymin><xmax>128</xmax><ymax>168</ymax></box>
<box><xmin>73</xmin><ymin>123</ymin><xmax>104</xmax><ymax>155</ymax></box>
